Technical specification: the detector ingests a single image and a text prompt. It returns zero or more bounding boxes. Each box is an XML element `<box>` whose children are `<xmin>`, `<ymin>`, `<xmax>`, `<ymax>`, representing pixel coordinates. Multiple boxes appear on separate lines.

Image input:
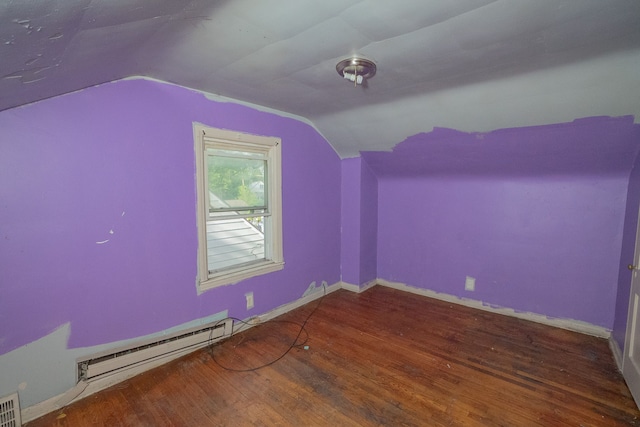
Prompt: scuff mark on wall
<box><xmin>95</xmin><ymin>211</ymin><xmax>125</xmax><ymax>244</ymax></box>
<box><xmin>14</xmin><ymin>19</ymin><xmax>31</xmax><ymax>28</ymax></box>
<box><xmin>2</xmin><ymin>71</ymin><xmax>22</xmax><ymax>80</ymax></box>
<box><xmin>3</xmin><ymin>66</ymin><xmax>52</xmax><ymax>84</ymax></box>
<box><xmin>12</xmin><ymin>18</ymin><xmax>44</xmax><ymax>35</ymax></box>
<box><xmin>25</xmin><ymin>56</ymin><xmax>42</xmax><ymax>66</ymax></box>
<box><xmin>23</xmin><ymin>76</ymin><xmax>46</xmax><ymax>84</ymax></box>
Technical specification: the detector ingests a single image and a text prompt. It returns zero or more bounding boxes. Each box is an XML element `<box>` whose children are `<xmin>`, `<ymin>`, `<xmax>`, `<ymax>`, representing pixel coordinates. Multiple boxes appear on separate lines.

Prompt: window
<box><xmin>194</xmin><ymin>123</ymin><xmax>283</xmax><ymax>291</ymax></box>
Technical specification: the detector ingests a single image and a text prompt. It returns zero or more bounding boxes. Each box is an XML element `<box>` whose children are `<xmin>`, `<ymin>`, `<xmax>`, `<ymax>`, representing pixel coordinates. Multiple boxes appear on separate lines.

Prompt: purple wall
<box><xmin>0</xmin><ymin>79</ymin><xmax>342</xmax><ymax>356</ymax></box>
<box><xmin>340</xmin><ymin>157</ymin><xmax>378</xmax><ymax>286</ymax></box>
<box><xmin>364</xmin><ymin>117</ymin><xmax>639</xmax><ymax>328</ymax></box>
<box><xmin>340</xmin><ymin>158</ymin><xmax>361</xmax><ymax>285</ymax></box>
<box><xmin>359</xmin><ymin>158</ymin><xmax>378</xmax><ymax>284</ymax></box>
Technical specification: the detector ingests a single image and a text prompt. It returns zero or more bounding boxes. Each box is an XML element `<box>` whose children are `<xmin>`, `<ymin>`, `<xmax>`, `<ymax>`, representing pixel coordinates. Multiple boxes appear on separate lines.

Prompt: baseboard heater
<box><xmin>77</xmin><ymin>319</ymin><xmax>233</xmax><ymax>382</ymax></box>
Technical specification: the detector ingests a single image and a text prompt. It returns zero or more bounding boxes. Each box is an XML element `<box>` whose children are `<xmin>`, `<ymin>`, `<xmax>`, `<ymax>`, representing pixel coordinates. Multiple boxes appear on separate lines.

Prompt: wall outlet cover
<box><xmin>465</xmin><ymin>276</ymin><xmax>475</xmax><ymax>291</ymax></box>
<box><xmin>245</xmin><ymin>292</ymin><xmax>254</xmax><ymax>309</ymax></box>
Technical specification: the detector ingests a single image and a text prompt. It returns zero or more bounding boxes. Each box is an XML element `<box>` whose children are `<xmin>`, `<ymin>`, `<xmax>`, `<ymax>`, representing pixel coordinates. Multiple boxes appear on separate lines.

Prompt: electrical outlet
<box><xmin>465</xmin><ymin>276</ymin><xmax>475</xmax><ymax>291</ymax></box>
<box><xmin>245</xmin><ymin>292</ymin><xmax>254</xmax><ymax>309</ymax></box>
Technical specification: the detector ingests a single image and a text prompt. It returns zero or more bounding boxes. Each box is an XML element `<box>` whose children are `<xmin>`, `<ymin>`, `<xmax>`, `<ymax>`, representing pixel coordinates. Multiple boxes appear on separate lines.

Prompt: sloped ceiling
<box><xmin>2</xmin><ymin>0</ymin><xmax>639</xmax><ymax>157</ymax></box>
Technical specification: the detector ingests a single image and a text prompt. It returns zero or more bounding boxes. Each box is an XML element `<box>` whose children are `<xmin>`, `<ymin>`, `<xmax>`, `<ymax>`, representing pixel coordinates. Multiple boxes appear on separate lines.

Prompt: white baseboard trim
<box><xmin>22</xmin><ymin>281</ymin><xmax>343</xmax><ymax>423</ymax></box>
<box><xmin>376</xmin><ymin>279</ymin><xmax>611</xmax><ymax>338</ymax></box>
<box><xmin>240</xmin><ymin>281</ymin><xmax>342</xmax><ymax>328</ymax></box>
<box><xmin>339</xmin><ymin>281</ymin><xmax>360</xmax><ymax>293</ymax></box>
<box><xmin>359</xmin><ymin>279</ymin><xmax>377</xmax><ymax>293</ymax></box>
<box><xmin>339</xmin><ymin>279</ymin><xmax>377</xmax><ymax>294</ymax></box>
<box><xmin>610</xmin><ymin>336</ymin><xmax>624</xmax><ymax>372</ymax></box>
<box><xmin>22</xmin><ymin>391</ymin><xmax>67</xmax><ymax>423</ymax></box>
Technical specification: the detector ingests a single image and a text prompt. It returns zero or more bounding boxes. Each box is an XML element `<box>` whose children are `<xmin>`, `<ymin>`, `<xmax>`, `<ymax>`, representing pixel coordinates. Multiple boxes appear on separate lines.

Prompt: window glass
<box><xmin>207</xmin><ymin>148</ymin><xmax>267</xmax><ymax>210</ymax></box>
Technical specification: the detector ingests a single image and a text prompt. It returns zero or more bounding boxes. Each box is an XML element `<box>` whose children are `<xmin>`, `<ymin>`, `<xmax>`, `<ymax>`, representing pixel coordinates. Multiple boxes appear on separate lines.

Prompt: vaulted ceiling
<box><xmin>2</xmin><ymin>0</ymin><xmax>639</xmax><ymax>157</ymax></box>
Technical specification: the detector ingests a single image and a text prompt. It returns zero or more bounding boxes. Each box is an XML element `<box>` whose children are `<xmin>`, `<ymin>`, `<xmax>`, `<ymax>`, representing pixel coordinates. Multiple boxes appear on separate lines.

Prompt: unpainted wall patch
<box><xmin>302</xmin><ymin>281</ymin><xmax>317</xmax><ymax>297</ymax></box>
<box><xmin>302</xmin><ymin>280</ymin><xmax>328</xmax><ymax>298</ymax></box>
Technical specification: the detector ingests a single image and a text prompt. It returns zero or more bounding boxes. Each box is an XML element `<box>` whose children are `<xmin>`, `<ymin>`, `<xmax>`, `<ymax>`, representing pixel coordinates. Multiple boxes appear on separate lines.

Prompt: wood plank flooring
<box><xmin>27</xmin><ymin>286</ymin><xmax>640</xmax><ymax>426</ymax></box>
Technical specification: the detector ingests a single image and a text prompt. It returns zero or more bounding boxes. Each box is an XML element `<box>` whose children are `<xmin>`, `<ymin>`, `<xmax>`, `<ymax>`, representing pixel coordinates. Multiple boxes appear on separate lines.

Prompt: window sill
<box><xmin>198</xmin><ymin>260</ymin><xmax>285</xmax><ymax>293</ymax></box>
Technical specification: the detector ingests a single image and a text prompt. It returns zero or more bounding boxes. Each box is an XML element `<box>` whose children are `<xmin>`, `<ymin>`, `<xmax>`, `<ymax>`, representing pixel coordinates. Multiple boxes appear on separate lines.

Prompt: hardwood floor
<box><xmin>27</xmin><ymin>286</ymin><xmax>640</xmax><ymax>426</ymax></box>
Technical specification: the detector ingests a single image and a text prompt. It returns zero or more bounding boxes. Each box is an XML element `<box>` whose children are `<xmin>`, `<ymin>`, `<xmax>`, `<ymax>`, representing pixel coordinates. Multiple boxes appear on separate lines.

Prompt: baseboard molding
<box><xmin>376</xmin><ymin>279</ymin><xmax>611</xmax><ymax>338</ymax></box>
<box><xmin>22</xmin><ymin>392</ymin><xmax>63</xmax><ymax>423</ymax></box>
<box><xmin>239</xmin><ymin>281</ymin><xmax>342</xmax><ymax>328</ymax></box>
<box><xmin>339</xmin><ymin>279</ymin><xmax>377</xmax><ymax>294</ymax></box>
<box><xmin>359</xmin><ymin>279</ymin><xmax>377</xmax><ymax>293</ymax></box>
<box><xmin>339</xmin><ymin>281</ymin><xmax>360</xmax><ymax>293</ymax></box>
<box><xmin>610</xmin><ymin>336</ymin><xmax>624</xmax><ymax>372</ymax></box>
<box><xmin>22</xmin><ymin>281</ymin><xmax>343</xmax><ymax>423</ymax></box>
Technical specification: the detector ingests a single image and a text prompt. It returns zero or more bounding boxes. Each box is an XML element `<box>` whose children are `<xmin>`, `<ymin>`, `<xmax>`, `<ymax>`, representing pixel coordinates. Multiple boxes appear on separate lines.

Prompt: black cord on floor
<box><xmin>208</xmin><ymin>285</ymin><xmax>327</xmax><ymax>372</ymax></box>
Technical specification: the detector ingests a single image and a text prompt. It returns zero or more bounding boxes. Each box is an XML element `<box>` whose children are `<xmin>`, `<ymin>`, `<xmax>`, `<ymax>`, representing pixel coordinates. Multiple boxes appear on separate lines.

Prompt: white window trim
<box><xmin>193</xmin><ymin>123</ymin><xmax>284</xmax><ymax>292</ymax></box>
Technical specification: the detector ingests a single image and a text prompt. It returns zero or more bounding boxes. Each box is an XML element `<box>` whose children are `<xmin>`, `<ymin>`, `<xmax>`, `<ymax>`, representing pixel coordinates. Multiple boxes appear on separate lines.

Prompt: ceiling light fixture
<box><xmin>336</xmin><ymin>57</ymin><xmax>376</xmax><ymax>87</ymax></box>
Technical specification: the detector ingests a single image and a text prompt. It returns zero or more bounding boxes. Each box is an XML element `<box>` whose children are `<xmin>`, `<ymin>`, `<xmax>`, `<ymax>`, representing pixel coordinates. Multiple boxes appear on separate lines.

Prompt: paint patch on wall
<box><xmin>0</xmin><ymin>310</ymin><xmax>228</xmax><ymax>409</ymax></box>
<box><xmin>302</xmin><ymin>280</ymin><xmax>328</xmax><ymax>298</ymax></box>
<box><xmin>362</xmin><ymin>116</ymin><xmax>639</xmax><ymax>177</ymax></box>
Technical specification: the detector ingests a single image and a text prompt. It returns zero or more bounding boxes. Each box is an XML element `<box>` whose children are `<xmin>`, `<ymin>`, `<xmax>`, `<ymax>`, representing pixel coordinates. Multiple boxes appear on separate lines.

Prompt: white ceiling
<box><xmin>2</xmin><ymin>0</ymin><xmax>639</xmax><ymax>157</ymax></box>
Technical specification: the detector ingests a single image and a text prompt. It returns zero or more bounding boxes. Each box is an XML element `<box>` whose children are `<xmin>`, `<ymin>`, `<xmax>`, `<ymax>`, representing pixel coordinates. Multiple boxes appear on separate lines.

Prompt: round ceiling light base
<box><xmin>336</xmin><ymin>57</ymin><xmax>377</xmax><ymax>80</ymax></box>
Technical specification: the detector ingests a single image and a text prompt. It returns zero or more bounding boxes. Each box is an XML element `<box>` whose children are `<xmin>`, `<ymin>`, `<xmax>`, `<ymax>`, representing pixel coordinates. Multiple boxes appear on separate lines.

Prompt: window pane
<box><xmin>209</xmin><ymin>210</ymin><xmax>267</xmax><ymax>233</ymax></box>
<box><xmin>210</xmin><ymin>209</ymin><xmax>266</xmax><ymax>217</ymax></box>
<box><xmin>207</xmin><ymin>149</ymin><xmax>266</xmax><ymax>209</ymax></box>
<box><xmin>206</xmin><ymin>216</ymin><xmax>266</xmax><ymax>272</ymax></box>
<box><xmin>210</xmin><ymin>149</ymin><xmax>265</xmax><ymax>160</ymax></box>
